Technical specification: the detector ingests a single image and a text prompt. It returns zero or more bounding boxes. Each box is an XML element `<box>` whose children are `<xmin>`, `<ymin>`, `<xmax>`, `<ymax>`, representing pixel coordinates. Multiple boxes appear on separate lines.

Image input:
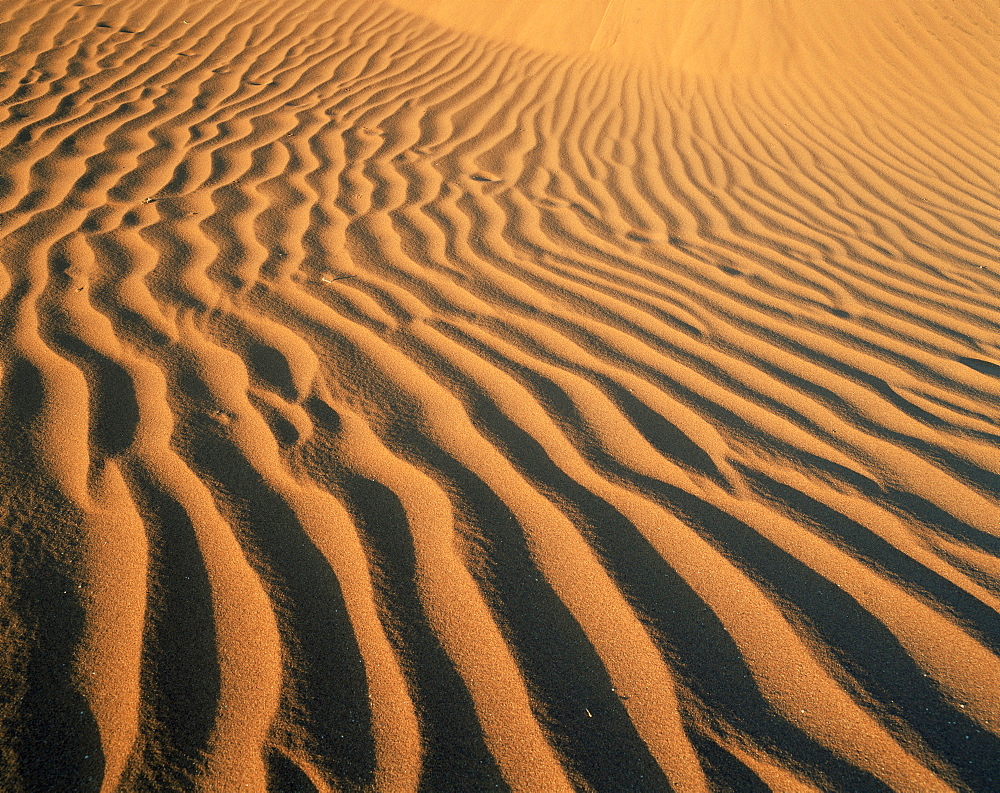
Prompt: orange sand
<box><xmin>1</xmin><ymin>0</ymin><xmax>999</xmax><ymax>789</ymax></box>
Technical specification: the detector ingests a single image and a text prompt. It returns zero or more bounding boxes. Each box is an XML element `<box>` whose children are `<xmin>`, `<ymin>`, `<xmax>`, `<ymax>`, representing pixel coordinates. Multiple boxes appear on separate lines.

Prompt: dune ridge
<box><xmin>0</xmin><ymin>0</ymin><xmax>999</xmax><ymax>789</ymax></box>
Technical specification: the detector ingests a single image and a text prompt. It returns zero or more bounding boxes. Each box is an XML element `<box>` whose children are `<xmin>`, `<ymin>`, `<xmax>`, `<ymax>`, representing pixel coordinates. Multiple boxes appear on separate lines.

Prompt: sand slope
<box><xmin>0</xmin><ymin>0</ymin><xmax>999</xmax><ymax>789</ymax></box>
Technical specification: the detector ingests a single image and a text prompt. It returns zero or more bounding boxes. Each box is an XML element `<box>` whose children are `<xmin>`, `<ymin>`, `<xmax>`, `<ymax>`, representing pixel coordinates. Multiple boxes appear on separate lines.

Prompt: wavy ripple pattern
<box><xmin>1</xmin><ymin>0</ymin><xmax>999</xmax><ymax>790</ymax></box>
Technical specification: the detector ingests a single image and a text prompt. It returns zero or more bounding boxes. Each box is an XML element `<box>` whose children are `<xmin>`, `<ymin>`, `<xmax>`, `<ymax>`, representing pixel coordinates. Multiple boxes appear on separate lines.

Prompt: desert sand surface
<box><xmin>0</xmin><ymin>0</ymin><xmax>999</xmax><ymax>790</ymax></box>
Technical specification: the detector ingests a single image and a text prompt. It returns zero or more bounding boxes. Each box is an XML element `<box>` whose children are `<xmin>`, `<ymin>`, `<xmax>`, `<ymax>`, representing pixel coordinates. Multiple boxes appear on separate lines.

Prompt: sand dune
<box><xmin>0</xmin><ymin>0</ymin><xmax>999</xmax><ymax>789</ymax></box>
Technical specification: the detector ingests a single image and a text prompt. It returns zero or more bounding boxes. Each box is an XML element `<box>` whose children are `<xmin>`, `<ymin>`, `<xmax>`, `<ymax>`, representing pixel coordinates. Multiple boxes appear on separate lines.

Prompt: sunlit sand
<box><xmin>1</xmin><ymin>0</ymin><xmax>998</xmax><ymax>789</ymax></box>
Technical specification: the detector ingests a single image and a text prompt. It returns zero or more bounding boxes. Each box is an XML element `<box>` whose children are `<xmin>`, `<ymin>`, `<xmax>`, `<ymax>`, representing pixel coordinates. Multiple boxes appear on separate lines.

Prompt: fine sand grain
<box><xmin>1</xmin><ymin>0</ymin><xmax>999</xmax><ymax>790</ymax></box>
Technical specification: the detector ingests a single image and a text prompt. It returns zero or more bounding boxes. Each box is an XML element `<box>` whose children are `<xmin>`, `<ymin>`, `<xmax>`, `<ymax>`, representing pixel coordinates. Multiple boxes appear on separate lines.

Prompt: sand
<box><xmin>0</xmin><ymin>0</ymin><xmax>998</xmax><ymax>789</ymax></box>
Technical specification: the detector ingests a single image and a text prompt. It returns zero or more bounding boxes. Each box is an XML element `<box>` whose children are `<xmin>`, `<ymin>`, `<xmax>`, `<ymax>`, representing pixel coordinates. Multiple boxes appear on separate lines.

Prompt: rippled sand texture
<box><xmin>1</xmin><ymin>0</ymin><xmax>999</xmax><ymax>789</ymax></box>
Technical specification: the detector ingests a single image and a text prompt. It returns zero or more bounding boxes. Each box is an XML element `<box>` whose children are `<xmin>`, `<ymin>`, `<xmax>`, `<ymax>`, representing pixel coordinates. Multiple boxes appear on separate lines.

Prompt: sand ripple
<box><xmin>1</xmin><ymin>0</ymin><xmax>999</xmax><ymax>789</ymax></box>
